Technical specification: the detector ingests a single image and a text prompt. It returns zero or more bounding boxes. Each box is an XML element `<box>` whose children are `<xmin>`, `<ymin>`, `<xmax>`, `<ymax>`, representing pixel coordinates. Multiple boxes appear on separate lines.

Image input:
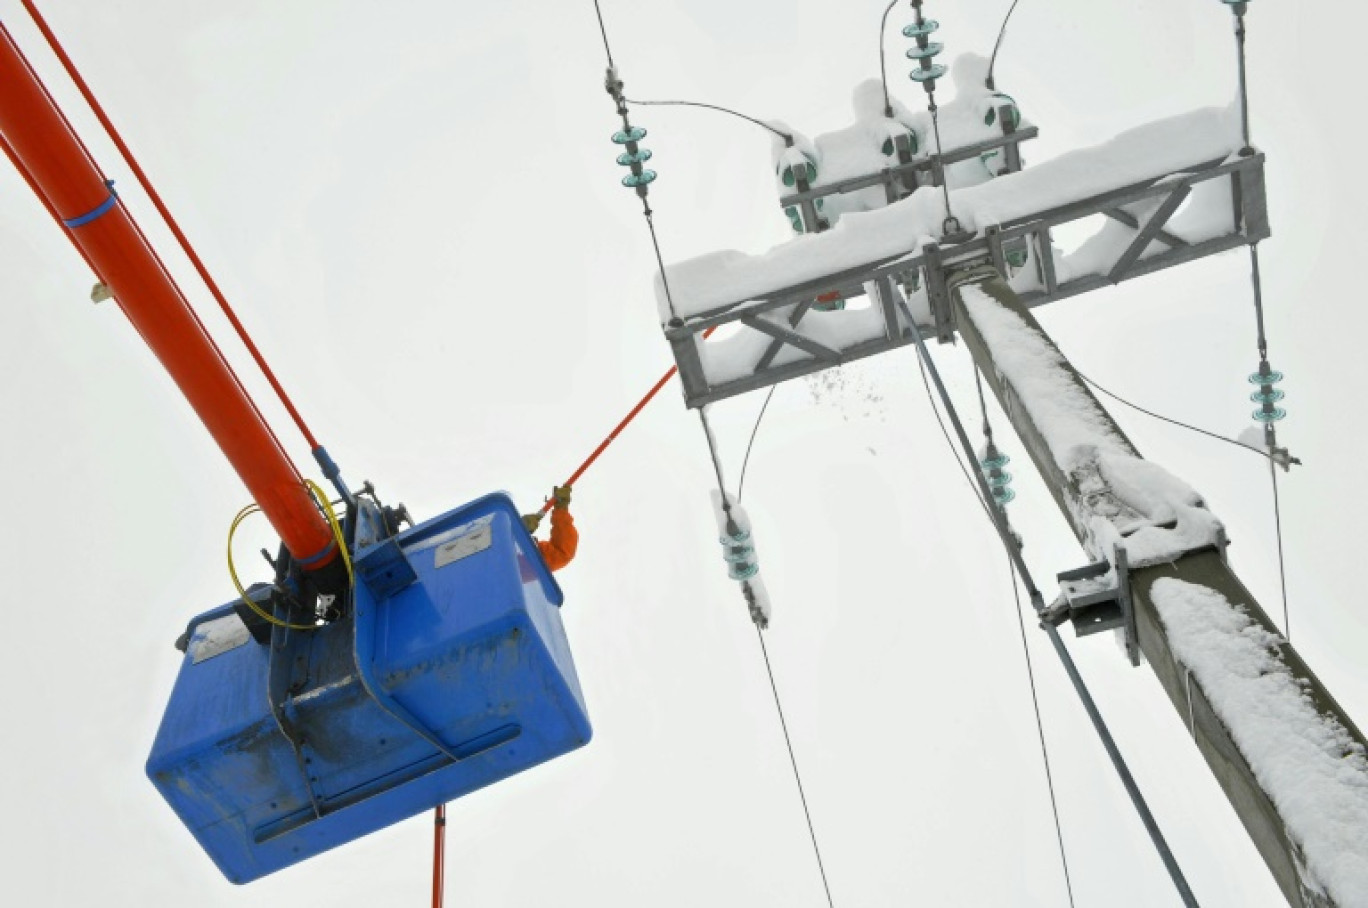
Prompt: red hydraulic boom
<box><xmin>0</xmin><ymin>23</ymin><xmax>340</xmax><ymax>581</ymax></box>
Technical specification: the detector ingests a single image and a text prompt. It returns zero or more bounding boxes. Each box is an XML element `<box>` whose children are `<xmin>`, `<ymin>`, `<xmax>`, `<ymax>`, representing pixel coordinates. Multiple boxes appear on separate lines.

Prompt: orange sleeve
<box><xmin>536</xmin><ymin>506</ymin><xmax>578</xmax><ymax>572</ymax></box>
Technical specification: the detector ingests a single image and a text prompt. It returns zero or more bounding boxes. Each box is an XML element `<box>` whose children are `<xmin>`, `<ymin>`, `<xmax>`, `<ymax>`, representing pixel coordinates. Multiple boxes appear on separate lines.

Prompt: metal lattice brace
<box><xmin>667</xmin><ymin>152</ymin><xmax>1269</xmax><ymax>409</ymax></box>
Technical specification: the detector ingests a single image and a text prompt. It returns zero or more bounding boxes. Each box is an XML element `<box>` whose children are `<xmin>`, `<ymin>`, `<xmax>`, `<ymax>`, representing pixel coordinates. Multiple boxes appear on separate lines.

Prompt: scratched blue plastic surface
<box><xmin>146</xmin><ymin>493</ymin><xmax>591</xmax><ymax>883</ymax></box>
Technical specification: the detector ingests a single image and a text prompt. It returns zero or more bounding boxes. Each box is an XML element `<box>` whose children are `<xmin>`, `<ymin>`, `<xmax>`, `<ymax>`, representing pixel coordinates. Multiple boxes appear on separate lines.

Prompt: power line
<box><xmin>1074</xmin><ymin>370</ymin><xmax>1291</xmax><ymax>464</ymax></box>
<box><xmin>737</xmin><ymin>385</ymin><xmax>778</xmax><ymax>504</ymax></box>
<box><xmin>917</xmin><ymin>356</ymin><xmax>1076</xmax><ymax>908</ymax></box>
<box><xmin>755</xmin><ymin>626</ymin><xmax>836</xmax><ymax>908</ymax></box>
<box><xmin>623</xmin><ymin>97</ymin><xmax>791</xmax><ymax>141</ymax></box>
<box><xmin>895</xmin><ymin>293</ymin><xmax>1200</xmax><ymax>908</ymax></box>
<box><xmin>987</xmin><ymin>0</ymin><xmax>1024</xmax><ymax>90</ymax></box>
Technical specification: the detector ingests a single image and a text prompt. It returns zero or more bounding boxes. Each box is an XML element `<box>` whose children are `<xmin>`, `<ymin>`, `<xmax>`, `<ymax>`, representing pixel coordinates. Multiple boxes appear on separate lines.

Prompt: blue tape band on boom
<box><xmin>296</xmin><ymin>539</ymin><xmax>338</xmax><ymax>568</ymax></box>
<box><xmin>62</xmin><ymin>180</ymin><xmax>119</xmax><ymax>228</ymax></box>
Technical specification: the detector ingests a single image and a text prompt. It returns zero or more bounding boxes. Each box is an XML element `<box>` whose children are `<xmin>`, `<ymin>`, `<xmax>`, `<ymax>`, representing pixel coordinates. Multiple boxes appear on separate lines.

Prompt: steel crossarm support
<box><xmin>777</xmin><ymin>126</ymin><xmax>1039</xmax><ymax>210</ymax></box>
<box><xmin>739</xmin><ymin>312</ymin><xmax>840</xmax><ymax>361</ymax></box>
<box><xmin>665</xmin><ymin>152</ymin><xmax>1269</xmax><ymax>410</ymax></box>
<box><xmin>952</xmin><ymin>271</ymin><xmax>1364</xmax><ymax>908</ymax></box>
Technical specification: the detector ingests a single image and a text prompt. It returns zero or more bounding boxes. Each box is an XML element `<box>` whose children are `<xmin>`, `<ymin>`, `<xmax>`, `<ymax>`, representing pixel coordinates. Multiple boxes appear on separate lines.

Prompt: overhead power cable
<box><xmin>587</xmin><ymin>4</ymin><xmax>833</xmax><ymax>903</ymax></box>
<box><xmin>894</xmin><ymin>292</ymin><xmax>1200</xmax><ymax>908</ymax></box>
<box><xmin>623</xmin><ymin>97</ymin><xmax>791</xmax><ymax>141</ymax></box>
<box><xmin>967</xmin><ymin>360</ymin><xmax>1076</xmax><ymax>907</ymax></box>
<box><xmin>1220</xmin><ymin>1</ymin><xmax>1293</xmax><ymax>640</ymax></box>
<box><xmin>1074</xmin><ymin>370</ymin><xmax>1298</xmax><ymax>466</ymax></box>
<box><xmin>737</xmin><ymin>385</ymin><xmax>778</xmax><ymax>504</ymax></box>
<box><xmin>987</xmin><ymin>0</ymin><xmax>1024</xmax><ymax>90</ymax></box>
<box><xmin>912</xmin><ymin>355</ymin><xmax>1076</xmax><ymax>907</ymax></box>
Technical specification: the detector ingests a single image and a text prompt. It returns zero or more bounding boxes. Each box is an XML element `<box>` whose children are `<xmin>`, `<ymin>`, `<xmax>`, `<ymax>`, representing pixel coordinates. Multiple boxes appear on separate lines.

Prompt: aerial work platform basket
<box><xmin>147</xmin><ymin>493</ymin><xmax>591</xmax><ymax>883</ymax></box>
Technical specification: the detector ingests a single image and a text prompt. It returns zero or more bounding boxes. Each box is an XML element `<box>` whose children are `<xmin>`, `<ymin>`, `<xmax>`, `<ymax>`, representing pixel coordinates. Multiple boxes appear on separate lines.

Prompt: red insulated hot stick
<box><xmin>0</xmin><ymin>23</ymin><xmax>340</xmax><ymax>575</ymax></box>
<box><xmin>431</xmin><ymin>804</ymin><xmax>446</xmax><ymax>908</ymax></box>
<box><xmin>539</xmin><ymin>325</ymin><xmax>717</xmax><ymax>515</ymax></box>
<box><xmin>21</xmin><ymin>0</ymin><xmax>323</xmax><ymax>453</ymax></box>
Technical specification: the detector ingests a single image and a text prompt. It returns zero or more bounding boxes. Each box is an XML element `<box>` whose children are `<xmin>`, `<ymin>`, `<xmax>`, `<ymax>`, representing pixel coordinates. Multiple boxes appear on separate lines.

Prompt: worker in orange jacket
<box><xmin>522</xmin><ymin>485</ymin><xmax>578</xmax><ymax>572</ymax></box>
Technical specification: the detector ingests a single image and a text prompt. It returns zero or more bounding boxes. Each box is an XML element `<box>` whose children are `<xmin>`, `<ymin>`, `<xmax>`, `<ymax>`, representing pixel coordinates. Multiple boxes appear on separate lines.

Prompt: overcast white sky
<box><xmin>1</xmin><ymin>1</ymin><xmax>1364</xmax><ymax>906</ymax></box>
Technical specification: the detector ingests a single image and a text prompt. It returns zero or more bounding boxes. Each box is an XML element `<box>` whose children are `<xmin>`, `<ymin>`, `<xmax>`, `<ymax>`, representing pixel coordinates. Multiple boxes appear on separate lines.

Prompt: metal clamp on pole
<box><xmin>1052</xmin><ymin>546</ymin><xmax>1139</xmax><ymax>667</ymax></box>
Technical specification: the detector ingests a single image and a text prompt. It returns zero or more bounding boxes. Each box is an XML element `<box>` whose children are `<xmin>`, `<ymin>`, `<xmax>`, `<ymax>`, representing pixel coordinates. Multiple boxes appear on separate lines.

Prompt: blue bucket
<box><xmin>147</xmin><ymin>492</ymin><xmax>591</xmax><ymax>883</ymax></box>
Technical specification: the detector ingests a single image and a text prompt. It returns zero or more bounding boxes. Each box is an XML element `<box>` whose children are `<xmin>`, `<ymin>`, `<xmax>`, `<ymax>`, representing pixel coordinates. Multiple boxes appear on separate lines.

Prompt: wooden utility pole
<box><xmin>950</xmin><ymin>268</ymin><xmax>1366</xmax><ymax>908</ymax></box>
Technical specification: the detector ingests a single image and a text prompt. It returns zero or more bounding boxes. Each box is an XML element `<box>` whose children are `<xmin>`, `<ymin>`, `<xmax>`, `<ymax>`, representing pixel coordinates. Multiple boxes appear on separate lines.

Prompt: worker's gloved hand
<box><xmin>552</xmin><ymin>485</ymin><xmax>572</xmax><ymax>509</ymax></box>
<box><xmin>521</xmin><ymin>513</ymin><xmax>542</xmax><ymax>533</ymax></box>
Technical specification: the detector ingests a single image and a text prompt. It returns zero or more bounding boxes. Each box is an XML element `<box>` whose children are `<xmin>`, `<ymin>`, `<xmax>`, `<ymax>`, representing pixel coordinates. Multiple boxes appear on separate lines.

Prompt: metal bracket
<box><xmin>1055</xmin><ymin>546</ymin><xmax>1139</xmax><ymax>666</ymax></box>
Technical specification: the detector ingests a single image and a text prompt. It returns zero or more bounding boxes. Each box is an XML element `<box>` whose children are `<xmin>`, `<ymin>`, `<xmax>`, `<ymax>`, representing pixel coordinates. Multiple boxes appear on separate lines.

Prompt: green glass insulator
<box><xmin>617</xmin><ymin>148</ymin><xmax>654</xmax><ymax>166</ymax></box>
<box><xmin>909</xmin><ymin>63</ymin><xmax>948</xmax><ymax>83</ymax></box>
<box><xmin>612</xmin><ymin>126</ymin><xmax>647</xmax><ymax>144</ymax></box>
<box><xmin>986</xmin><ymin>470</ymin><xmax>1013</xmax><ymax>489</ymax></box>
<box><xmin>723</xmin><ymin>544</ymin><xmax>755</xmax><ymax>564</ymax></box>
<box><xmin>992</xmin><ymin>487</ymin><xmax>1017</xmax><ymax>505</ymax></box>
<box><xmin>902</xmin><ymin>19</ymin><xmax>940</xmax><ymax>37</ymax></box>
<box><xmin>1252</xmin><ymin>406</ymin><xmax>1287</xmax><ymax>423</ymax></box>
<box><xmin>906</xmin><ymin>42</ymin><xmax>944</xmax><ymax>61</ymax></box>
<box><xmin>1248</xmin><ymin>369</ymin><xmax>1284</xmax><ymax>385</ymax></box>
<box><xmin>985</xmin><ymin>93</ymin><xmax>1021</xmax><ymax>129</ymax></box>
<box><xmin>1250</xmin><ymin>388</ymin><xmax>1286</xmax><ymax>405</ymax></box>
<box><xmin>720</xmin><ymin>529</ymin><xmax>752</xmax><ymax>545</ymax></box>
<box><xmin>981</xmin><ymin>454</ymin><xmax>1010</xmax><ymax>470</ymax></box>
<box><xmin>1005</xmin><ymin>246</ymin><xmax>1030</xmax><ymax>268</ymax></box>
<box><xmin>882</xmin><ymin>131</ymin><xmax>920</xmax><ymax>157</ymax></box>
<box><xmin>780</xmin><ymin>160</ymin><xmax>818</xmax><ymax>188</ymax></box>
<box><xmin>729</xmin><ymin>561</ymin><xmax>759</xmax><ymax>581</ymax></box>
<box><xmin>621</xmin><ymin>170</ymin><xmax>657</xmax><ymax>188</ymax></box>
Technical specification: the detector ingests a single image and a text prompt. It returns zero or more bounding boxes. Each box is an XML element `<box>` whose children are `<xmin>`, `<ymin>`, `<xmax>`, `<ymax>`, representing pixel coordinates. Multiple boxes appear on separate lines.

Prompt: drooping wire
<box><xmin>987</xmin><ymin>0</ymin><xmax>1024</xmax><ymax>90</ymax></box>
<box><xmin>1221</xmin><ymin>1</ymin><xmax>1293</xmax><ymax>639</ymax></box>
<box><xmin>878</xmin><ymin>1</ymin><xmax>899</xmax><ymax>115</ymax></box>
<box><xmin>1268</xmin><ymin>452</ymin><xmax>1291</xmax><ymax>638</ymax></box>
<box><xmin>585</xmin><ymin>5</ymin><xmax>833</xmax><ymax>898</ymax></box>
<box><xmin>737</xmin><ymin>385</ymin><xmax>779</xmax><ymax>504</ymax></box>
<box><xmin>755</xmin><ymin>624</ymin><xmax>836</xmax><ymax>908</ymax></box>
<box><xmin>591</xmin><ymin>0</ymin><xmax>615</xmax><ymax>69</ymax></box>
<box><xmin>967</xmin><ymin>360</ymin><xmax>1076</xmax><ymax>908</ymax></box>
<box><xmin>895</xmin><ymin>291</ymin><xmax>1200</xmax><ymax>908</ymax></box>
<box><xmin>1075</xmin><ymin>369</ymin><xmax>1298</xmax><ymax>466</ymax></box>
<box><xmin>623</xmin><ymin>97</ymin><xmax>791</xmax><ymax>141</ymax></box>
<box><xmin>1003</xmin><ymin>551</ymin><xmax>1077</xmax><ymax>908</ymax></box>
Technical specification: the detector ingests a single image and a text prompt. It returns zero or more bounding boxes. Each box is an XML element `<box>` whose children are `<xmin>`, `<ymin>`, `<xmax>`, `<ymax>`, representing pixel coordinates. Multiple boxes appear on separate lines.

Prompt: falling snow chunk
<box><xmin>1152</xmin><ymin>580</ymin><xmax>1368</xmax><ymax>906</ymax></box>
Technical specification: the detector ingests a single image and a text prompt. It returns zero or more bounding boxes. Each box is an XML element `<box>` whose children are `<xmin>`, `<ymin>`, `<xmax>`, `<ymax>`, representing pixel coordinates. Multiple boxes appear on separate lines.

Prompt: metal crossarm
<box><xmin>665</xmin><ymin>151</ymin><xmax>1269</xmax><ymax>409</ymax></box>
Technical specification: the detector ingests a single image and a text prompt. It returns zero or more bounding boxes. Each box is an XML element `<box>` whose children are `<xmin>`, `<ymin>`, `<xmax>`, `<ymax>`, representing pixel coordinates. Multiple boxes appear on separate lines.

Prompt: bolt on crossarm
<box><xmin>949</xmin><ymin>267</ymin><xmax>1366</xmax><ymax>908</ymax></box>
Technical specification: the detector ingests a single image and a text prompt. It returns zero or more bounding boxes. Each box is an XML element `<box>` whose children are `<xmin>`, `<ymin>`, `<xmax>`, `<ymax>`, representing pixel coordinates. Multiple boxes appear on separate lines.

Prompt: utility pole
<box><xmin>949</xmin><ymin>268</ymin><xmax>1366</xmax><ymax>908</ymax></box>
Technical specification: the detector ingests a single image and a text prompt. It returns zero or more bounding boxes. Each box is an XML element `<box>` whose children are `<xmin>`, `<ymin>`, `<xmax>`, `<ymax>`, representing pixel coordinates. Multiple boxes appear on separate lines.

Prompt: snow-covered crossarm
<box><xmin>661</xmin><ymin>105</ymin><xmax>1267</xmax><ymax>409</ymax></box>
<box><xmin>955</xmin><ymin>273</ymin><xmax>1368</xmax><ymax>908</ymax></box>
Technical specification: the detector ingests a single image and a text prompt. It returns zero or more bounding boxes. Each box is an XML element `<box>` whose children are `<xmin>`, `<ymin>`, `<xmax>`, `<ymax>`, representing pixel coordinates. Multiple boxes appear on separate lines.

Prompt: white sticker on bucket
<box><xmin>434</xmin><ymin>524</ymin><xmax>492</xmax><ymax>568</ymax></box>
<box><xmin>190</xmin><ymin>613</ymin><xmax>251</xmax><ymax>664</ymax></box>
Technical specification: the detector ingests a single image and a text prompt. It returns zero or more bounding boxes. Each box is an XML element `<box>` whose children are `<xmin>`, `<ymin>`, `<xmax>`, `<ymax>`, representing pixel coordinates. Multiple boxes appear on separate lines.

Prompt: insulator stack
<box><xmin>614</xmin><ymin>126</ymin><xmax>656</xmax><ymax>191</ymax></box>
<box><xmin>720</xmin><ymin>525</ymin><xmax>759</xmax><ymax>581</ymax></box>
<box><xmin>777</xmin><ymin>146</ymin><xmax>824</xmax><ymax>233</ymax></box>
<box><xmin>881</xmin><ymin>127</ymin><xmax>919</xmax><ymax>158</ymax></box>
<box><xmin>904</xmin><ymin>2</ymin><xmax>947</xmax><ymax>90</ymax></box>
<box><xmin>1249</xmin><ymin>361</ymin><xmax>1286</xmax><ymax>423</ymax></box>
<box><xmin>604</xmin><ymin>68</ymin><xmax>656</xmax><ymax>199</ymax></box>
<box><xmin>980</xmin><ymin>443</ymin><xmax>1015</xmax><ymax>506</ymax></box>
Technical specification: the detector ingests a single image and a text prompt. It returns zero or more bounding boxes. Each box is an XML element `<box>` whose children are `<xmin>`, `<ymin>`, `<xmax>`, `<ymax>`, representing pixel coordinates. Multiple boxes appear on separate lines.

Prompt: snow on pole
<box><xmin>1152</xmin><ymin>579</ymin><xmax>1368</xmax><ymax>907</ymax></box>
